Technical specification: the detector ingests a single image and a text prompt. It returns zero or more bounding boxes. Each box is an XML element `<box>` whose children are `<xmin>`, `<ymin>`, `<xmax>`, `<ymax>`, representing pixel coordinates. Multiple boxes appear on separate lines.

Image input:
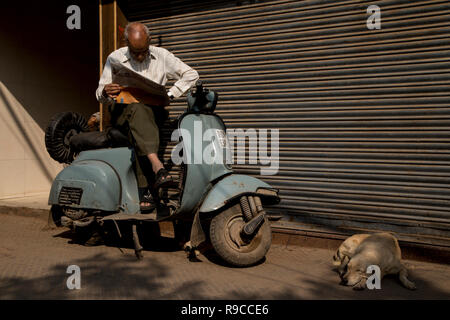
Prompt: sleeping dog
<box><xmin>333</xmin><ymin>232</ymin><xmax>416</xmax><ymax>290</ymax></box>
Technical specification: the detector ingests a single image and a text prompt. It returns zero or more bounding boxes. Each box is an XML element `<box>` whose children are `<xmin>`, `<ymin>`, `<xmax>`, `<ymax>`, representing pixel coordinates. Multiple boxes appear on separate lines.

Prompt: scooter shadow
<box><xmin>53</xmin><ymin>224</ymin><xmax>267</xmax><ymax>267</ymax></box>
<box><xmin>199</xmin><ymin>243</ymin><xmax>267</xmax><ymax>268</ymax></box>
<box><xmin>53</xmin><ymin>221</ymin><xmax>181</xmax><ymax>253</ymax></box>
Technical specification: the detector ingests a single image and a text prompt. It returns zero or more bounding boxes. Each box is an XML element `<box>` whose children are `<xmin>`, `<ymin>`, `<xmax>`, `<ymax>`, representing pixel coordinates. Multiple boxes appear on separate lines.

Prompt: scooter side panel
<box><xmin>49</xmin><ymin>147</ymin><xmax>140</xmax><ymax>213</ymax></box>
<box><xmin>75</xmin><ymin>148</ymin><xmax>140</xmax><ymax>213</ymax></box>
<box><xmin>49</xmin><ymin>160</ymin><xmax>121</xmax><ymax>211</ymax></box>
<box><xmin>199</xmin><ymin>174</ymin><xmax>273</xmax><ymax>213</ymax></box>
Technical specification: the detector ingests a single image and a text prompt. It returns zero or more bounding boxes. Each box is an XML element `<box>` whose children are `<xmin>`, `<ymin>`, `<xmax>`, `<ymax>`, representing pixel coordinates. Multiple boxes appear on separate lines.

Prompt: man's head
<box><xmin>124</xmin><ymin>22</ymin><xmax>151</xmax><ymax>63</ymax></box>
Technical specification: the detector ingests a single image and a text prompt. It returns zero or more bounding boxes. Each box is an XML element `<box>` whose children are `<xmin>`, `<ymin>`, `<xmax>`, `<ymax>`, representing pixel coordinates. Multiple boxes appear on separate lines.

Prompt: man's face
<box><xmin>127</xmin><ymin>36</ymin><xmax>150</xmax><ymax>63</ymax></box>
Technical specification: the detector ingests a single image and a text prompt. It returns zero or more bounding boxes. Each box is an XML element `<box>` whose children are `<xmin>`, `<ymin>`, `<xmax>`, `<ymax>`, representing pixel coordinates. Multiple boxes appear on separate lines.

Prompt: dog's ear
<box><xmin>333</xmin><ymin>250</ymin><xmax>341</xmax><ymax>267</ymax></box>
<box><xmin>337</xmin><ymin>256</ymin><xmax>350</xmax><ymax>275</ymax></box>
<box><xmin>332</xmin><ymin>249</ymin><xmax>343</xmax><ymax>266</ymax></box>
<box><xmin>388</xmin><ymin>231</ymin><xmax>399</xmax><ymax>239</ymax></box>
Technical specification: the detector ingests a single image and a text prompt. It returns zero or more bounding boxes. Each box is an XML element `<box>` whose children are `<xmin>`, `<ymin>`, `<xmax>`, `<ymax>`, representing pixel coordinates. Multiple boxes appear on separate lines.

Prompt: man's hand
<box><xmin>103</xmin><ymin>83</ymin><xmax>124</xmax><ymax>99</ymax></box>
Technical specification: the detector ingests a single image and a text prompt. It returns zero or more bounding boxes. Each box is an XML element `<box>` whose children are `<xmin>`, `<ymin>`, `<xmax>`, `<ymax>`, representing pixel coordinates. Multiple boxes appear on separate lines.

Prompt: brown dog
<box><xmin>333</xmin><ymin>232</ymin><xmax>416</xmax><ymax>290</ymax></box>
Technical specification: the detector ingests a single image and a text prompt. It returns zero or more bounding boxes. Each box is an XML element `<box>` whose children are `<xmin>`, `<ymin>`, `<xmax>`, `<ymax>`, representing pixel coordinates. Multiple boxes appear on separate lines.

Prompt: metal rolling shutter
<box><xmin>140</xmin><ymin>0</ymin><xmax>450</xmax><ymax>247</ymax></box>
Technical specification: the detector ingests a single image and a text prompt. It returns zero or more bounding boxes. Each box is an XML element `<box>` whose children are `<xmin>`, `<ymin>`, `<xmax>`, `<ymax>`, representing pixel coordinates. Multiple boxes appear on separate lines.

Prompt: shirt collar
<box><xmin>122</xmin><ymin>46</ymin><xmax>156</xmax><ymax>63</ymax></box>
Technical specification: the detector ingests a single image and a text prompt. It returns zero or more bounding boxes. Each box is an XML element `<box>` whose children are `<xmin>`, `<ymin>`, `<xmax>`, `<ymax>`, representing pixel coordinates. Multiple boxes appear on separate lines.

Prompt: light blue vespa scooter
<box><xmin>46</xmin><ymin>81</ymin><xmax>280</xmax><ymax>267</ymax></box>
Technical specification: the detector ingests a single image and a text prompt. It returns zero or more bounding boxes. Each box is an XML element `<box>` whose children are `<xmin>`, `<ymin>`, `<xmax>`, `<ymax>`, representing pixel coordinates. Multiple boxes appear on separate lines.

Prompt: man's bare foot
<box><xmin>140</xmin><ymin>202</ymin><xmax>152</xmax><ymax>207</ymax></box>
<box><xmin>147</xmin><ymin>153</ymin><xmax>164</xmax><ymax>174</ymax></box>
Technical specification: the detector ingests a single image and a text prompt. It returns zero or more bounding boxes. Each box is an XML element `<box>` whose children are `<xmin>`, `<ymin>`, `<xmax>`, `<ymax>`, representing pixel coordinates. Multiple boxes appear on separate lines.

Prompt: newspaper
<box><xmin>110</xmin><ymin>59</ymin><xmax>168</xmax><ymax>98</ymax></box>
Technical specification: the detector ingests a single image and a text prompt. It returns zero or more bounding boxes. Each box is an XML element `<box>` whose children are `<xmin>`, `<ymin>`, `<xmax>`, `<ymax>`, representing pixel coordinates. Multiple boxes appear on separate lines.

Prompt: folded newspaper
<box><xmin>110</xmin><ymin>59</ymin><xmax>168</xmax><ymax>100</ymax></box>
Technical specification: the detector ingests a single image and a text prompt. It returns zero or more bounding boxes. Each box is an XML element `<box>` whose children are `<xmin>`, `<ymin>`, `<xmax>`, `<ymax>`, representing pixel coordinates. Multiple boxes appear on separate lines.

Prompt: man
<box><xmin>96</xmin><ymin>22</ymin><xmax>199</xmax><ymax>209</ymax></box>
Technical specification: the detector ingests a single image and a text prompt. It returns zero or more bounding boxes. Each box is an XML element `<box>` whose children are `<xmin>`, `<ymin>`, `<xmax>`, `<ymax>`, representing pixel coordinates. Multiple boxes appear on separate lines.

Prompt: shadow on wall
<box><xmin>0</xmin><ymin>82</ymin><xmax>63</xmax><ymax>198</ymax></box>
<box><xmin>0</xmin><ymin>82</ymin><xmax>60</xmax><ymax>182</ymax></box>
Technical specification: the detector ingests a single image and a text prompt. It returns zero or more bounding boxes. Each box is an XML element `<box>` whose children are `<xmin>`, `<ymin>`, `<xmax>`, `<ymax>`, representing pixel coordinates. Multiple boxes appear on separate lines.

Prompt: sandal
<box><xmin>139</xmin><ymin>189</ymin><xmax>156</xmax><ymax>213</ymax></box>
<box><xmin>140</xmin><ymin>201</ymin><xmax>155</xmax><ymax>213</ymax></box>
<box><xmin>154</xmin><ymin>168</ymin><xmax>177</xmax><ymax>190</ymax></box>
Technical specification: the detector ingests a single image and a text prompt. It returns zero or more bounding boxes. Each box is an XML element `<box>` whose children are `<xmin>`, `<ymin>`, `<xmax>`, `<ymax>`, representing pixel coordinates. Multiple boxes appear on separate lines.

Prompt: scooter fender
<box><xmin>48</xmin><ymin>160</ymin><xmax>121</xmax><ymax>212</ymax></box>
<box><xmin>199</xmin><ymin>174</ymin><xmax>279</xmax><ymax>213</ymax></box>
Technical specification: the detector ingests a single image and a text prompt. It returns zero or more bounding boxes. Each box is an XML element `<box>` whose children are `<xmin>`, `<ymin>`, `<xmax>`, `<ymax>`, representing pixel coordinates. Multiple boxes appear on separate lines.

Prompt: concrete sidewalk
<box><xmin>0</xmin><ymin>201</ymin><xmax>449</xmax><ymax>300</ymax></box>
<box><xmin>0</xmin><ymin>193</ymin><xmax>50</xmax><ymax>210</ymax></box>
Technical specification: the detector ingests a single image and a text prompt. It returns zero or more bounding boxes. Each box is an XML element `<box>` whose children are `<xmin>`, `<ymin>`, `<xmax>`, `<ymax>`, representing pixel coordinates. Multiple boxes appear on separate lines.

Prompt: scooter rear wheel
<box><xmin>209</xmin><ymin>203</ymin><xmax>271</xmax><ymax>267</ymax></box>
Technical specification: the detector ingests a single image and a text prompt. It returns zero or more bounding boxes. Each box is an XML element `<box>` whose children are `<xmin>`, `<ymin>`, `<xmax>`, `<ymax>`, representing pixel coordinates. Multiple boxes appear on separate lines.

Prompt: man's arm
<box><xmin>164</xmin><ymin>51</ymin><xmax>199</xmax><ymax>99</ymax></box>
<box><xmin>95</xmin><ymin>56</ymin><xmax>115</xmax><ymax>105</ymax></box>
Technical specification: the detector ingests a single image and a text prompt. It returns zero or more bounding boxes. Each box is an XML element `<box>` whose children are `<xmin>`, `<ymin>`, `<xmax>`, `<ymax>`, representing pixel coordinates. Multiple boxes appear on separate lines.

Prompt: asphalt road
<box><xmin>0</xmin><ymin>209</ymin><xmax>449</xmax><ymax>300</ymax></box>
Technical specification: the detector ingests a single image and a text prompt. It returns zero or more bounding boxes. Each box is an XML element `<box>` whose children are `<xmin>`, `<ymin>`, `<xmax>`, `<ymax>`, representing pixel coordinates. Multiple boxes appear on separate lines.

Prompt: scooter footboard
<box><xmin>199</xmin><ymin>174</ymin><xmax>279</xmax><ymax>213</ymax></box>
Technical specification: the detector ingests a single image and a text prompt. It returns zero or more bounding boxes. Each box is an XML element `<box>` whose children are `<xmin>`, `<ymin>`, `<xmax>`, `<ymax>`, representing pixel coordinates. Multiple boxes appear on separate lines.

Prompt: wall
<box><xmin>0</xmin><ymin>1</ymin><xmax>99</xmax><ymax>198</ymax></box>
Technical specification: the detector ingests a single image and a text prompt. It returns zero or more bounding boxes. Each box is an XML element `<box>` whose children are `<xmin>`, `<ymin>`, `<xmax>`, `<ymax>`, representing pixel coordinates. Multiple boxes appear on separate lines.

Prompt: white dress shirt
<box><xmin>96</xmin><ymin>45</ymin><xmax>199</xmax><ymax>105</ymax></box>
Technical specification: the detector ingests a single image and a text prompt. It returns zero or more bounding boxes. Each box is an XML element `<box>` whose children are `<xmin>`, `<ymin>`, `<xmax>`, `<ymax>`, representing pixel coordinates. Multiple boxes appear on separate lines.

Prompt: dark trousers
<box><xmin>110</xmin><ymin>102</ymin><xmax>168</xmax><ymax>188</ymax></box>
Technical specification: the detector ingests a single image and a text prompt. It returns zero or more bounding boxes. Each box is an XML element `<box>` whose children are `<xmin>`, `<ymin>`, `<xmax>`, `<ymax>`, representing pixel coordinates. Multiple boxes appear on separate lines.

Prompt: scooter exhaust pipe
<box><xmin>242</xmin><ymin>213</ymin><xmax>265</xmax><ymax>237</ymax></box>
<box><xmin>241</xmin><ymin>196</ymin><xmax>266</xmax><ymax>237</ymax></box>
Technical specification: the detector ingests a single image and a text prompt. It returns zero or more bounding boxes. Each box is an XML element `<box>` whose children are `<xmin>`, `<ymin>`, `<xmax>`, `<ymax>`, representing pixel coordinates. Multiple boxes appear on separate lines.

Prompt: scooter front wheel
<box><xmin>209</xmin><ymin>203</ymin><xmax>271</xmax><ymax>267</ymax></box>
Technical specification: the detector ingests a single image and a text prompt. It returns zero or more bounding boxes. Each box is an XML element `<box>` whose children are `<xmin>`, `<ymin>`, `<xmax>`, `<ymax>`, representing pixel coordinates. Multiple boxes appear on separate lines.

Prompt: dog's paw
<box><xmin>404</xmin><ymin>280</ymin><xmax>417</xmax><ymax>290</ymax></box>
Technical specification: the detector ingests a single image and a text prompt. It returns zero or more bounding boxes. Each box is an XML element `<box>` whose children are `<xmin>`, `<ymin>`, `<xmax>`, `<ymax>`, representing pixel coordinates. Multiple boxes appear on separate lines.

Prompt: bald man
<box><xmin>96</xmin><ymin>22</ymin><xmax>199</xmax><ymax>209</ymax></box>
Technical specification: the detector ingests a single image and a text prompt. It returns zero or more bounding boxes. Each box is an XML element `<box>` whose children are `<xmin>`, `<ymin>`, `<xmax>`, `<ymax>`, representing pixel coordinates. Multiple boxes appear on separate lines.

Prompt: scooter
<box><xmin>45</xmin><ymin>81</ymin><xmax>280</xmax><ymax>267</ymax></box>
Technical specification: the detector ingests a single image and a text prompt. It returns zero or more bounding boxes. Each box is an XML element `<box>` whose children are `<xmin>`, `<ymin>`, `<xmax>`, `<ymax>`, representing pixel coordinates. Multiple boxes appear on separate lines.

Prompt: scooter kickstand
<box><xmin>132</xmin><ymin>223</ymin><xmax>144</xmax><ymax>260</ymax></box>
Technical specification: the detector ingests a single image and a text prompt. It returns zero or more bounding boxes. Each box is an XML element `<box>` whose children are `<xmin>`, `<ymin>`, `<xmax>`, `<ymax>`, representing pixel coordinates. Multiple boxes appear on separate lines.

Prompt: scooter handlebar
<box><xmin>195</xmin><ymin>80</ymin><xmax>204</xmax><ymax>95</ymax></box>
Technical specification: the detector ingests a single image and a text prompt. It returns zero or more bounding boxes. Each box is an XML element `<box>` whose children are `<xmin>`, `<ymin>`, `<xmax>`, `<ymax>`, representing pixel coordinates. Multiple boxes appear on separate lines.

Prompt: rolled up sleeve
<box><xmin>164</xmin><ymin>52</ymin><xmax>199</xmax><ymax>98</ymax></box>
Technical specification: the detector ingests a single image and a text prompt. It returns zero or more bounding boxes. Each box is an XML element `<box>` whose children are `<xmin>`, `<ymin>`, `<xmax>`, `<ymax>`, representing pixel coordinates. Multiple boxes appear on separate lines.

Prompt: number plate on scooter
<box><xmin>215</xmin><ymin>129</ymin><xmax>228</xmax><ymax>148</ymax></box>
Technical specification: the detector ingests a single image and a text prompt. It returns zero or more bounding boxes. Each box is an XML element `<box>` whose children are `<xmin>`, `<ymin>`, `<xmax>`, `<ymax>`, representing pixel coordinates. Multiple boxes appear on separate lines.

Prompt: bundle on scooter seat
<box><xmin>70</xmin><ymin>131</ymin><xmax>110</xmax><ymax>151</ymax></box>
<box><xmin>70</xmin><ymin>128</ymin><xmax>130</xmax><ymax>152</ymax></box>
<box><xmin>45</xmin><ymin>111</ymin><xmax>133</xmax><ymax>164</ymax></box>
<box><xmin>107</xmin><ymin>127</ymin><xmax>131</xmax><ymax>148</ymax></box>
